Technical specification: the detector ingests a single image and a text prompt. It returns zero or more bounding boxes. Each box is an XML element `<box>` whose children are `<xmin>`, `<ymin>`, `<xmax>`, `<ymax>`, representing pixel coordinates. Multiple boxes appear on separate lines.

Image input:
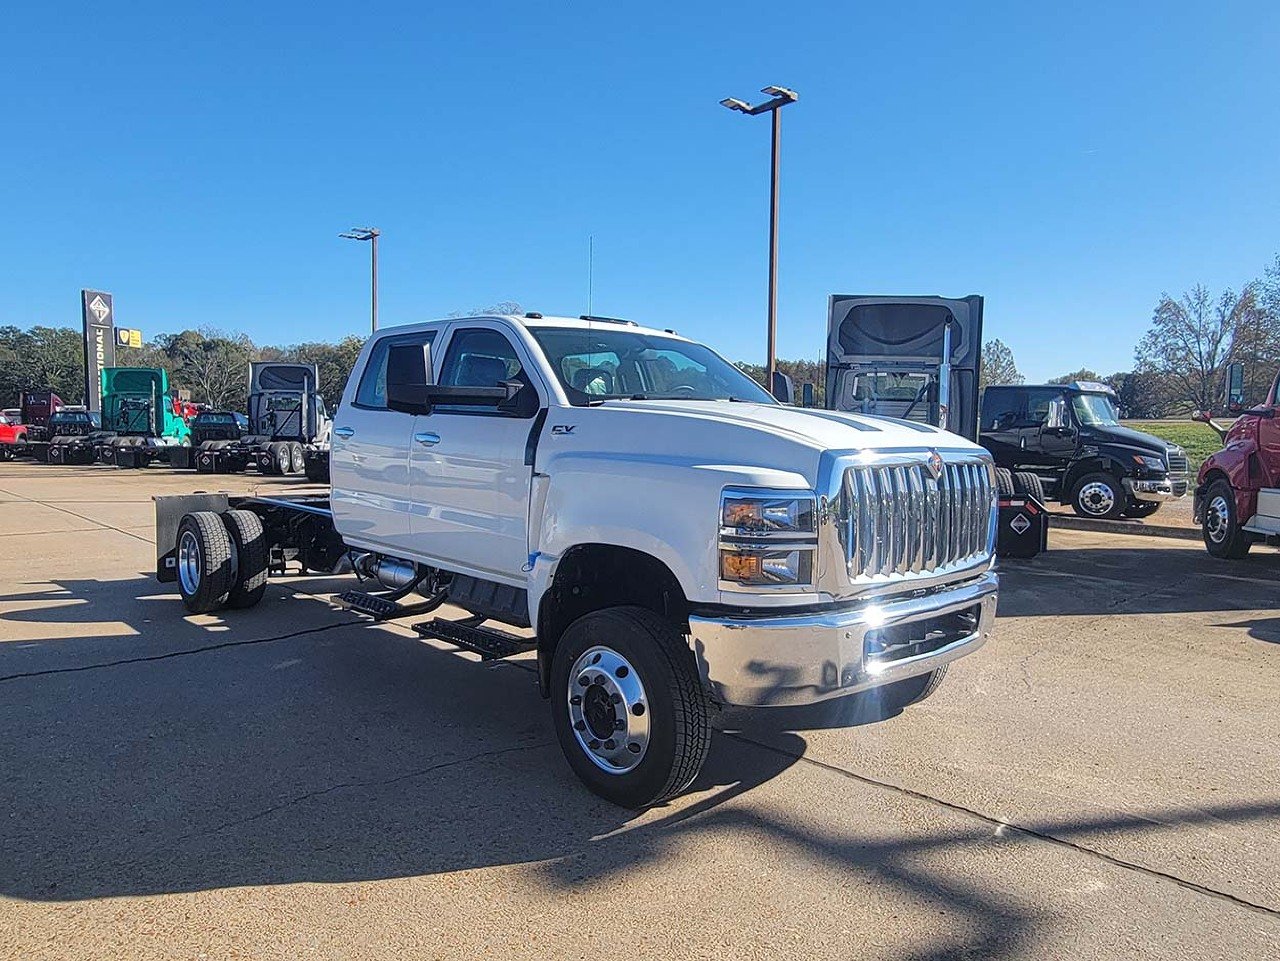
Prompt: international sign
<box><xmin>1009</xmin><ymin>513</ymin><xmax>1031</xmax><ymax>535</ymax></box>
<box><xmin>80</xmin><ymin>289</ymin><xmax>117</xmax><ymax>413</ymax></box>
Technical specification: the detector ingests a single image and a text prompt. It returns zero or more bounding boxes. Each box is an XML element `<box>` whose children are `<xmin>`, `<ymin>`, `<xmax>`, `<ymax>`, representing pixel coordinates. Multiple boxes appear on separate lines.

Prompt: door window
<box><xmin>983</xmin><ymin>389</ymin><xmax>1022</xmax><ymax>431</ymax></box>
<box><xmin>355</xmin><ymin>331</ymin><xmax>437</xmax><ymax>409</ymax></box>
<box><xmin>436</xmin><ymin>328</ymin><xmax>537</xmax><ymax>417</ymax></box>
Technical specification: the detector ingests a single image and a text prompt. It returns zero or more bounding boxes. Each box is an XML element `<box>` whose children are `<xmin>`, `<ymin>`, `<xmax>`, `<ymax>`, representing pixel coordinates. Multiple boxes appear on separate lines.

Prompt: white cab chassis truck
<box><xmin>154</xmin><ymin>314</ymin><xmax>999</xmax><ymax>807</ymax></box>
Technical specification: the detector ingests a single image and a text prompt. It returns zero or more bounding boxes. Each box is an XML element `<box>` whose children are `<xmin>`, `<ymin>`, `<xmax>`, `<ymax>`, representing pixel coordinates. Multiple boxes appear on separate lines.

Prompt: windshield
<box><xmin>1071</xmin><ymin>392</ymin><xmax>1120</xmax><ymax>426</ymax></box>
<box><xmin>530</xmin><ymin>328</ymin><xmax>774</xmax><ymax>403</ymax></box>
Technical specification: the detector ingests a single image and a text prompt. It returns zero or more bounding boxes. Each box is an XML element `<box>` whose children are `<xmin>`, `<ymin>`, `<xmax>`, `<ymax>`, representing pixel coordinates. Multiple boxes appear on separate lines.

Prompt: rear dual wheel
<box><xmin>176</xmin><ymin>509</ymin><xmax>270</xmax><ymax>613</ymax></box>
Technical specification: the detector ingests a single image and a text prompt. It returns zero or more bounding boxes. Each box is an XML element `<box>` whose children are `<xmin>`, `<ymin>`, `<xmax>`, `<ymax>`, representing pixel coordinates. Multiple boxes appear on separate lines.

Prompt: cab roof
<box><xmin>386</xmin><ymin>313</ymin><xmax>689</xmax><ymax>342</ymax></box>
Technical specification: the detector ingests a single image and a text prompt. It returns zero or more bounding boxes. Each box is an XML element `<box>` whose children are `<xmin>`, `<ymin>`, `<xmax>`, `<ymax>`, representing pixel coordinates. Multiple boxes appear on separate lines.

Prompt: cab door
<box><xmin>330</xmin><ymin>330</ymin><xmax>437</xmax><ymax>555</ymax></box>
<box><xmin>408</xmin><ymin>324</ymin><xmax>543</xmax><ymax>584</ymax></box>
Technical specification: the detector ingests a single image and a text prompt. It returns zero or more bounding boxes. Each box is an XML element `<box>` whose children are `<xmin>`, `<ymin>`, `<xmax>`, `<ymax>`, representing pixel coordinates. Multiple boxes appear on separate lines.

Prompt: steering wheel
<box><xmin>670</xmin><ymin>384</ymin><xmax>699</xmax><ymax>395</ymax></box>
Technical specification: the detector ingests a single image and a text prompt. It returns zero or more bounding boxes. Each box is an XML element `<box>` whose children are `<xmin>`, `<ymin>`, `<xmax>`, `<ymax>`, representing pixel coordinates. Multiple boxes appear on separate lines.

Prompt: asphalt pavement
<box><xmin>1</xmin><ymin>461</ymin><xmax>1277</xmax><ymax>960</ymax></box>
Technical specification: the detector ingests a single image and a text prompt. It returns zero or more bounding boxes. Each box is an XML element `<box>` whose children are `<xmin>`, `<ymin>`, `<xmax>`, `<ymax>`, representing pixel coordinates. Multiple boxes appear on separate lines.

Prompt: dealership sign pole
<box><xmin>81</xmin><ymin>289</ymin><xmax>116</xmax><ymax>412</ymax></box>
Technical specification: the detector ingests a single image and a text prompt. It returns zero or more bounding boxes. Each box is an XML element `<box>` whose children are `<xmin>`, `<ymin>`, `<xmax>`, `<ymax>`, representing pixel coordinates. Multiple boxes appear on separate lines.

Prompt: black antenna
<box><xmin>587</xmin><ymin>235</ymin><xmax>594</xmax><ymax>317</ymax></box>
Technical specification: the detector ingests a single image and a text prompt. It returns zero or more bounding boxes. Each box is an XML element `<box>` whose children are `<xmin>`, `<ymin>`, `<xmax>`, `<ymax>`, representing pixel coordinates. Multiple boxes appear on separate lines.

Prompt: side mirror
<box><xmin>801</xmin><ymin>382</ymin><xmax>816</xmax><ymax>408</ymax></box>
<box><xmin>771</xmin><ymin>371</ymin><xmax>795</xmax><ymax>405</ymax></box>
<box><xmin>1191</xmin><ymin>410</ymin><xmax>1210</xmax><ymax>424</ymax></box>
<box><xmin>1225</xmin><ymin>361</ymin><xmax>1245</xmax><ymax>412</ymax></box>
<box><xmin>386</xmin><ymin>342</ymin><xmax>435</xmax><ymax>416</ymax></box>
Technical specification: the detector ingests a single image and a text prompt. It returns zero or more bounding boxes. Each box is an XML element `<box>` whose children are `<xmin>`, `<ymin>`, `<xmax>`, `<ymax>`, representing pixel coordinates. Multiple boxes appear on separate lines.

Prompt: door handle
<box><xmin>414</xmin><ymin>431</ymin><xmax>441</xmax><ymax>447</ymax></box>
<box><xmin>334</xmin><ymin>426</ymin><xmax>355</xmax><ymax>438</ymax></box>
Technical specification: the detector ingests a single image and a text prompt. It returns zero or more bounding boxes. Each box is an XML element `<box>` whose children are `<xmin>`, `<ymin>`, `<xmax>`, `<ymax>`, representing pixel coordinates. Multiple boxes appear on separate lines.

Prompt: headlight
<box><xmin>1134</xmin><ymin>454</ymin><xmax>1165</xmax><ymax>471</ymax></box>
<box><xmin>721</xmin><ymin>491</ymin><xmax>815</xmax><ymax>535</ymax></box>
<box><xmin>720</xmin><ymin>548</ymin><xmax>813</xmax><ymax>586</ymax></box>
<box><xmin>719</xmin><ymin>488</ymin><xmax>817</xmax><ymax>590</ymax></box>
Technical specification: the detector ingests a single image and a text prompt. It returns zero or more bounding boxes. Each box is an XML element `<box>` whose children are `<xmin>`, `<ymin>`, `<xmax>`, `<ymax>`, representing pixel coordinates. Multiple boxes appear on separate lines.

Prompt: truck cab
<box><xmin>95</xmin><ymin>367</ymin><xmax>192</xmax><ymax>466</ymax></box>
<box><xmin>1196</xmin><ymin>363</ymin><xmax>1280</xmax><ymax>557</ymax></box>
<box><xmin>980</xmin><ymin>382</ymin><xmax>1188</xmax><ymax>519</ymax></box>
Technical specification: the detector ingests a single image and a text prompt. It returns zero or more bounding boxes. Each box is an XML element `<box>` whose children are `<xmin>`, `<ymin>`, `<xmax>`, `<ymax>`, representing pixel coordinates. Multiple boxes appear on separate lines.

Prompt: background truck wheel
<box><xmin>551</xmin><ymin>606</ymin><xmax>711</xmax><ymax>809</ymax></box>
<box><xmin>1123</xmin><ymin>500</ymin><xmax>1161</xmax><ymax>518</ymax></box>
<box><xmin>1202</xmin><ymin>478</ymin><xmax>1252</xmax><ymax>559</ymax></box>
<box><xmin>273</xmin><ymin>442</ymin><xmax>292</xmax><ymax>475</ymax></box>
<box><xmin>289</xmin><ymin>442</ymin><xmax>305</xmax><ymax>475</ymax></box>
<box><xmin>1011</xmin><ymin>471</ymin><xmax>1045</xmax><ymax>502</ymax></box>
<box><xmin>881</xmin><ymin>665</ymin><xmax>949</xmax><ymax>711</ymax></box>
<box><xmin>221</xmin><ymin>509</ymin><xmax>269</xmax><ymax>608</ymax></box>
<box><xmin>176</xmin><ymin>511</ymin><xmax>233</xmax><ymax>614</ymax></box>
<box><xmin>1070</xmin><ymin>472</ymin><xmax>1126</xmax><ymax>519</ymax></box>
<box><xmin>995</xmin><ymin>467</ymin><xmax>1015</xmax><ymax>498</ymax></box>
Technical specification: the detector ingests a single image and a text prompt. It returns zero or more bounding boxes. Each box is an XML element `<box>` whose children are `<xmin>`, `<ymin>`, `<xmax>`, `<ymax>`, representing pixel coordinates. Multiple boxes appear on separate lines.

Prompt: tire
<box><xmin>1202</xmin><ymin>478</ymin><xmax>1252</xmax><ymax>559</ymax></box>
<box><xmin>1011</xmin><ymin>471</ymin><xmax>1045</xmax><ymax>503</ymax></box>
<box><xmin>550</xmin><ymin>606</ymin><xmax>711</xmax><ymax>808</ymax></box>
<box><xmin>1070</xmin><ymin>471</ymin><xmax>1126</xmax><ymax>520</ymax></box>
<box><xmin>880</xmin><ymin>665</ymin><xmax>949</xmax><ymax>711</ymax></box>
<box><xmin>273</xmin><ymin>442</ymin><xmax>292</xmax><ymax>475</ymax></box>
<box><xmin>994</xmin><ymin>467</ymin><xmax>1015</xmax><ymax>498</ymax></box>
<box><xmin>1123</xmin><ymin>500</ymin><xmax>1161</xmax><ymax>518</ymax></box>
<box><xmin>221</xmin><ymin>509</ymin><xmax>269</xmax><ymax>609</ymax></box>
<box><xmin>176</xmin><ymin>511</ymin><xmax>234</xmax><ymax>614</ymax></box>
<box><xmin>289</xmin><ymin>442</ymin><xmax>305</xmax><ymax>475</ymax></box>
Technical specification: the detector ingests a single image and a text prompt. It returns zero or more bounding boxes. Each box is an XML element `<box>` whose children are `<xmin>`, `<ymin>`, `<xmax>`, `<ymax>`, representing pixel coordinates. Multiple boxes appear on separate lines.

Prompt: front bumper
<box><xmin>1124</xmin><ymin>475</ymin><xmax>1189</xmax><ymax>502</ymax></box>
<box><xmin>687</xmin><ymin>571</ymin><xmax>998</xmax><ymax>707</ymax></box>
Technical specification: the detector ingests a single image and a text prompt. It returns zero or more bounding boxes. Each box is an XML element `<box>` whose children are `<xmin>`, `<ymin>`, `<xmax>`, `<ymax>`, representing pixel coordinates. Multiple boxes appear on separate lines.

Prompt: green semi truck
<box><xmin>89</xmin><ymin>367</ymin><xmax>193</xmax><ymax>468</ymax></box>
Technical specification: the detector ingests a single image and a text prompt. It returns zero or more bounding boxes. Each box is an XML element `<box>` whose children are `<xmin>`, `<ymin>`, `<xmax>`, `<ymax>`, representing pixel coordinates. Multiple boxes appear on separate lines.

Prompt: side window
<box><xmin>355</xmin><ymin>331</ymin><xmax>437</xmax><ymax>409</ymax></box>
<box><xmin>983</xmin><ymin>390</ymin><xmax>1021</xmax><ymax>431</ymax></box>
<box><xmin>1022</xmin><ymin>389</ymin><xmax>1060</xmax><ymax>428</ymax></box>
<box><xmin>439</xmin><ymin>329</ymin><xmax>524</xmax><ymax>387</ymax></box>
<box><xmin>436</xmin><ymin>328</ymin><xmax>537</xmax><ymax>417</ymax></box>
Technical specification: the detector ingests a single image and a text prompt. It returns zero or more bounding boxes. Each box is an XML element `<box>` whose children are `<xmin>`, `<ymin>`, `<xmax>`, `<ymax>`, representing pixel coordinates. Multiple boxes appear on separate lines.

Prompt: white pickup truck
<box><xmin>155</xmin><ymin>313</ymin><xmax>999</xmax><ymax>807</ymax></box>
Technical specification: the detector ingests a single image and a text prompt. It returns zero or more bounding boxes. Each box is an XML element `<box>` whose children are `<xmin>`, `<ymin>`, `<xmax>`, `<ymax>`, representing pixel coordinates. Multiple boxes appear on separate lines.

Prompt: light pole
<box><xmin>720</xmin><ymin>86</ymin><xmax>798</xmax><ymax>392</ymax></box>
<box><xmin>340</xmin><ymin>226</ymin><xmax>380</xmax><ymax>333</ymax></box>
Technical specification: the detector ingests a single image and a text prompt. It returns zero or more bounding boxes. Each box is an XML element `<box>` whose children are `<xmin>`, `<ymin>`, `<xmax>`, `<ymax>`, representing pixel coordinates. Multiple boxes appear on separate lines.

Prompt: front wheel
<box><xmin>1203</xmin><ymin>479</ymin><xmax>1252</xmax><ymax>559</ymax></box>
<box><xmin>551</xmin><ymin>606</ymin><xmax>711</xmax><ymax>808</ymax></box>
<box><xmin>1070</xmin><ymin>472</ymin><xmax>1126</xmax><ymax>519</ymax></box>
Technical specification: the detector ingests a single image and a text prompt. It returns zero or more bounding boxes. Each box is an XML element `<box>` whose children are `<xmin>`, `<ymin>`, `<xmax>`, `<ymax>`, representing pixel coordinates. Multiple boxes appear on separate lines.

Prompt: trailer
<box><xmin>182</xmin><ymin>363</ymin><xmax>331</xmax><ymax>478</ymax></box>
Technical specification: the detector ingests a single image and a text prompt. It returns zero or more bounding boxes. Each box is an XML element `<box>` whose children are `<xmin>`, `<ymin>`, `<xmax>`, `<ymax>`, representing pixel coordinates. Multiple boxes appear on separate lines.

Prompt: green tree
<box><xmin>0</xmin><ymin>325</ymin><xmax>86</xmax><ymax>407</ymax></box>
<box><xmin>979</xmin><ymin>338</ymin><xmax>1024</xmax><ymax>388</ymax></box>
<box><xmin>1048</xmin><ymin>368</ymin><xmax>1101</xmax><ymax>385</ymax></box>
<box><xmin>1135</xmin><ymin>285</ymin><xmax>1255</xmax><ymax>412</ymax></box>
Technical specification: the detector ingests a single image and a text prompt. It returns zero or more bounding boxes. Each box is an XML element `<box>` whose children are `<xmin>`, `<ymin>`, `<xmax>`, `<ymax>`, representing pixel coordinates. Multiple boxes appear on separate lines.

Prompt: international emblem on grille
<box><xmin>926</xmin><ymin>449</ymin><xmax>943</xmax><ymax>478</ymax></box>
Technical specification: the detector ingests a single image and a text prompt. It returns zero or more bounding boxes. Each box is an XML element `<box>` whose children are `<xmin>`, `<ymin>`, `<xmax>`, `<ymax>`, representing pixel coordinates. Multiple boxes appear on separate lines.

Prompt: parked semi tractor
<box><xmin>155</xmin><ymin>313</ymin><xmax>999</xmax><ymax>807</ymax></box>
<box><xmin>822</xmin><ymin>294</ymin><xmax>1045</xmax><ymax>557</ymax></box>
<box><xmin>89</xmin><ymin>367</ymin><xmax>192</xmax><ymax>467</ymax></box>
<box><xmin>174</xmin><ymin>363</ymin><xmax>331</xmax><ymax>479</ymax></box>
<box><xmin>44</xmin><ymin>408</ymin><xmax>104</xmax><ymax>464</ymax></box>
<box><xmin>1195</xmin><ymin>361</ymin><xmax>1280</xmax><ymax>557</ymax></box>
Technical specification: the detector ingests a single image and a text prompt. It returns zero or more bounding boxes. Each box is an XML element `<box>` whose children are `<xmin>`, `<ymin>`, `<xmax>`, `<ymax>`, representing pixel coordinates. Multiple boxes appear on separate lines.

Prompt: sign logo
<box><xmin>1009</xmin><ymin>513</ymin><xmax>1031</xmax><ymax>535</ymax></box>
<box><xmin>88</xmin><ymin>295</ymin><xmax>111</xmax><ymax>322</ymax></box>
<box><xmin>115</xmin><ymin>327</ymin><xmax>143</xmax><ymax>348</ymax></box>
<box><xmin>551</xmin><ymin>425</ymin><xmax>576</xmax><ymax>435</ymax></box>
<box><xmin>925</xmin><ymin>449</ymin><xmax>943</xmax><ymax>478</ymax></box>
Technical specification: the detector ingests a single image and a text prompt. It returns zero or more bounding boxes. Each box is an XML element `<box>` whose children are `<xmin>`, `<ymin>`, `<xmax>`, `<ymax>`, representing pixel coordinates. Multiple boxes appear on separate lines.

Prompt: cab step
<box><xmin>414</xmin><ymin>618</ymin><xmax>534</xmax><ymax>660</ymax></box>
<box><xmin>335</xmin><ymin>590</ymin><xmax>407</xmax><ymax>620</ymax></box>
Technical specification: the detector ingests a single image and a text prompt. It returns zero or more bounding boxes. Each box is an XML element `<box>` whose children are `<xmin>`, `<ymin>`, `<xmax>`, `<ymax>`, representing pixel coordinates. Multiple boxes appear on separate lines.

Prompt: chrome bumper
<box><xmin>1125</xmin><ymin>476</ymin><xmax>1189</xmax><ymax>502</ymax></box>
<box><xmin>686</xmin><ymin>571</ymin><xmax>998</xmax><ymax>707</ymax></box>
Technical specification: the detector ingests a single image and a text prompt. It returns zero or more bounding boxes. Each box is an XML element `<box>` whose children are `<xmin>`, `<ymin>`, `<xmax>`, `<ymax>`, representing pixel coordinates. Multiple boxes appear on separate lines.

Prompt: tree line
<box><xmin>4</xmin><ymin>258</ymin><xmax>1279</xmax><ymax>418</ymax></box>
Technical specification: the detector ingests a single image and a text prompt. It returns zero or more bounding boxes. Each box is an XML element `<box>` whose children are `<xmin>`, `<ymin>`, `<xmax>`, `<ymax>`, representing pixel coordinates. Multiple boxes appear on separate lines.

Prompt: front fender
<box><xmin>527</xmin><ymin>453</ymin><xmax>812</xmax><ymax>626</ymax></box>
<box><xmin>1198</xmin><ymin>439</ymin><xmax>1259</xmax><ymax>522</ymax></box>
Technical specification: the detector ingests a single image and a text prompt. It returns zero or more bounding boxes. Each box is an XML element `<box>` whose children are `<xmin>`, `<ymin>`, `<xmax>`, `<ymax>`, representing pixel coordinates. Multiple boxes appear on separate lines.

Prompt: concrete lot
<box><xmin>1</xmin><ymin>461</ymin><xmax>1277</xmax><ymax>960</ymax></box>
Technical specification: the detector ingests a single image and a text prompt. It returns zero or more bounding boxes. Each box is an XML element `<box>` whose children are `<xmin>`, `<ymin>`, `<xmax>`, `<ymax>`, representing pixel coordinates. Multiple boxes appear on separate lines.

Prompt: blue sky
<box><xmin>2</xmin><ymin>1</ymin><xmax>1277</xmax><ymax>381</ymax></box>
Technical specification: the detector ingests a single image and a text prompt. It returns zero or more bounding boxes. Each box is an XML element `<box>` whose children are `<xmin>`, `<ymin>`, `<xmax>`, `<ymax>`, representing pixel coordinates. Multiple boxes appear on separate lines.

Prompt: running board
<box><xmin>335</xmin><ymin>590</ymin><xmax>442</xmax><ymax>621</ymax></box>
<box><xmin>413</xmin><ymin>618</ymin><xmax>534</xmax><ymax>660</ymax></box>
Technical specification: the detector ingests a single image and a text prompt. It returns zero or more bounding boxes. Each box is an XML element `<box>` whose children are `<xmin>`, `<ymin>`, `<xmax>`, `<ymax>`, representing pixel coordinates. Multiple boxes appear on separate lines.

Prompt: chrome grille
<box><xmin>837</xmin><ymin>456</ymin><xmax>994</xmax><ymax>582</ymax></box>
<box><xmin>1167</xmin><ymin>450</ymin><xmax>1188</xmax><ymax>474</ymax></box>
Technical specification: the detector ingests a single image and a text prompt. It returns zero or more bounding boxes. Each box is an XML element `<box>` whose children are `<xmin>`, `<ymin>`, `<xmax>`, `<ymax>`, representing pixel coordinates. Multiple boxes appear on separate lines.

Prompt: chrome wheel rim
<box><xmin>177</xmin><ymin>530</ymin><xmax>201</xmax><ymax>595</ymax></box>
<box><xmin>1078</xmin><ymin>481</ymin><xmax>1116</xmax><ymax>516</ymax></box>
<box><xmin>567</xmin><ymin>646</ymin><xmax>650</xmax><ymax>775</ymax></box>
<box><xmin>1206</xmin><ymin>495</ymin><xmax>1231</xmax><ymax>544</ymax></box>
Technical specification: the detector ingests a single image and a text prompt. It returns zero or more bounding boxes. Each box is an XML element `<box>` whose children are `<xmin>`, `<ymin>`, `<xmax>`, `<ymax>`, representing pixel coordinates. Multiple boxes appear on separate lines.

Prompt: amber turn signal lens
<box><xmin>720</xmin><ymin>551</ymin><xmax>762</xmax><ymax>581</ymax></box>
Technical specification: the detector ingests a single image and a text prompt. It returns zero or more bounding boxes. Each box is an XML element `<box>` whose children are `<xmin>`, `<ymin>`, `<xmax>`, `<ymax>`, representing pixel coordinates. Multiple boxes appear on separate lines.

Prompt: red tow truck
<box><xmin>0</xmin><ymin>390</ymin><xmax>65</xmax><ymax>460</ymax></box>
<box><xmin>1195</xmin><ymin>362</ymin><xmax>1280</xmax><ymax>557</ymax></box>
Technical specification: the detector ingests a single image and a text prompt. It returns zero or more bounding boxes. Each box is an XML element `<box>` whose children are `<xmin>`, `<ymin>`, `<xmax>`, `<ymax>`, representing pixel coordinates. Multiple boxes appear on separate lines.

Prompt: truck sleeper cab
<box><xmin>156</xmin><ymin>313</ymin><xmax>999</xmax><ymax>809</ymax></box>
<box><xmin>980</xmin><ymin>382</ymin><xmax>1188</xmax><ymax>520</ymax></box>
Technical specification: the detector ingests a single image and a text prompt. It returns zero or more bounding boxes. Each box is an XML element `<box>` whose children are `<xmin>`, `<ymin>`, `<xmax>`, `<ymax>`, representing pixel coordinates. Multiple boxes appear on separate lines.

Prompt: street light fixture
<box><xmin>720</xmin><ymin>85</ymin><xmax>798</xmax><ymax>393</ymax></box>
<box><xmin>340</xmin><ymin>226</ymin><xmax>381</xmax><ymax>333</ymax></box>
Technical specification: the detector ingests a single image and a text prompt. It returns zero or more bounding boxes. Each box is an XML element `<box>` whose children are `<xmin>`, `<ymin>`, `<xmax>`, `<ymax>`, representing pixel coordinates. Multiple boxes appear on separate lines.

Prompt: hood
<box><xmin>594</xmin><ymin>399</ymin><xmax>984</xmax><ymax>452</ymax></box>
<box><xmin>1082</xmin><ymin>422</ymin><xmax>1172</xmax><ymax>454</ymax></box>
